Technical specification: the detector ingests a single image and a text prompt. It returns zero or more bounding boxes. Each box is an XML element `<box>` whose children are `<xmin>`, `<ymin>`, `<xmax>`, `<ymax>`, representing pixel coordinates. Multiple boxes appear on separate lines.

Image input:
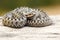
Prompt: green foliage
<box><xmin>0</xmin><ymin>0</ymin><xmax>60</xmax><ymax>10</ymax></box>
<box><xmin>28</xmin><ymin>0</ymin><xmax>54</xmax><ymax>7</ymax></box>
<box><xmin>0</xmin><ymin>0</ymin><xmax>18</xmax><ymax>9</ymax></box>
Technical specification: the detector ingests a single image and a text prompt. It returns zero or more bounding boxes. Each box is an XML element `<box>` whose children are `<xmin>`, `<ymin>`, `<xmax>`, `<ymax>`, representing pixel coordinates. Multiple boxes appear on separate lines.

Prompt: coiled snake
<box><xmin>2</xmin><ymin>7</ymin><xmax>52</xmax><ymax>28</ymax></box>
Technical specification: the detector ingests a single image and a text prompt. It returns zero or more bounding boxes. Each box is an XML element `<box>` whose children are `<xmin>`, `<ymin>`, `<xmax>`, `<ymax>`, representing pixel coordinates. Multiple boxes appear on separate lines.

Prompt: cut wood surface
<box><xmin>0</xmin><ymin>15</ymin><xmax>60</xmax><ymax>40</ymax></box>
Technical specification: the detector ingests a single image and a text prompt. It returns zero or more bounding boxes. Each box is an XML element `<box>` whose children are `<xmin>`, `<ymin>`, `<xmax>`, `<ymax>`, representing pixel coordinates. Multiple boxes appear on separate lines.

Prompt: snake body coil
<box><xmin>2</xmin><ymin>11</ymin><xmax>27</xmax><ymax>28</ymax></box>
<box><xmin>27</xmin><ymin>10</ymin><xmax>52</xmax><ymax>27</ymax></box>
<box><xmin>2</xmin><ymin>7</ymin><xmax>52</xmax><ymax>28</ymax></box>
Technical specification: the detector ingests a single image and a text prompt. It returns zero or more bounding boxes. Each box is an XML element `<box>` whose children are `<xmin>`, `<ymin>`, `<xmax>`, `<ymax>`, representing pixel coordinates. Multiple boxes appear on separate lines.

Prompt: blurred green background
<box><xmin>0</xmin><ymin>0</ymin><xmax>60</xmax><ymax>16</ymax></box>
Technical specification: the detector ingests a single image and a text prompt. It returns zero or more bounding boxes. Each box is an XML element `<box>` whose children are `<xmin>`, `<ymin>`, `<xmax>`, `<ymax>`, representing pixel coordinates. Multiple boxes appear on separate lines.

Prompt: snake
<box><xmin>2</xmin><ymin>7</ymin><xmax>52</xmax><ymax>28</ymax></box>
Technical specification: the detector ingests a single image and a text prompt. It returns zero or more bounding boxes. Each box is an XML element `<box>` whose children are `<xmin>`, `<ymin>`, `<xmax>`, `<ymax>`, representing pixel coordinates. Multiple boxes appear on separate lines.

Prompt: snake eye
<box><xmin>29</xmin><ymin>14</ymin><xmax>32</xmax><ymax>15</ymax></box>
